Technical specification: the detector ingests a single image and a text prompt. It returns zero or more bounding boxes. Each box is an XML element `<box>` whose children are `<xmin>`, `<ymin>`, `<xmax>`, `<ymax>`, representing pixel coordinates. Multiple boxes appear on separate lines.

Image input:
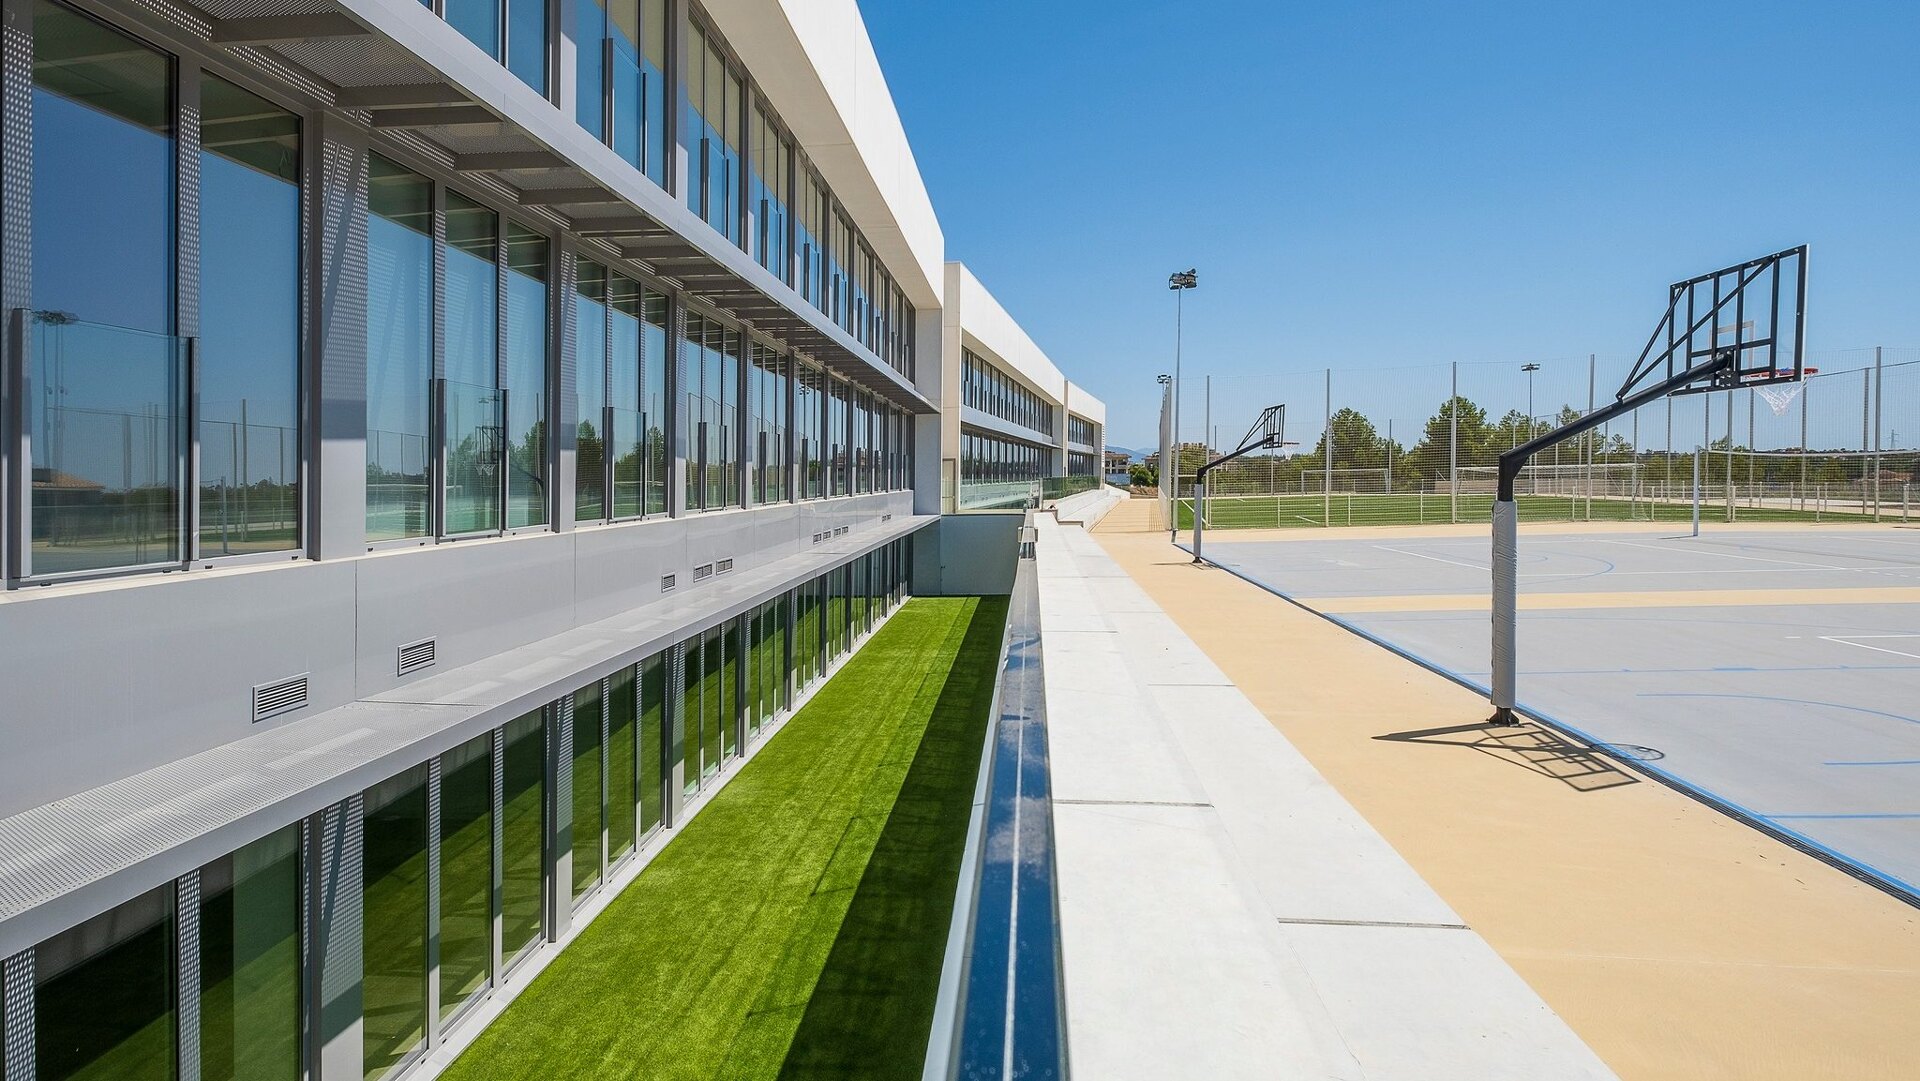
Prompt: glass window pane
<box><xmin>199</xmin><ymin>76</ymin><xmax>300</xmax><ymax>557</ymax></box>
<box><xmin>363</xmin><ymin>764</ymin><xmax>429</xmax><ymax>1081</ymax></box>
<box><xmin>446</xmin><ymin>0</ymin><xmax>500</xmax><ymax>59</ymax></box>
<box><xmin>439</xmin><ymin>732</ymin><xmax>493</xmax><ymax>1019</ymax></box>
<box><xmin>607</xmin><ymin>665</ymin><xmax>637</xmax><ymax>861</ymax></box>
<box><xmin>642</xmin><ymin>290</ymin><xmax>669</xmax><ymax>515</ymax></box>
<box><xmin>501</xmin><ymin>709</ymin><xmax>546</xmax><ymax>960</ymax></box>
<box><xmin>506</xmin><ymin>224</ymin><xmax>549</xmax><ymax>527</ymax></box>
<box><xmin>609</xmin><ymin>275</ymin><xmax>642</xmax><ymax>517</ymax></box>
<box><xmin>570</xmin><ymin>682</ymin><xmax>604</xmax><ymax>899</ymax></box>
<box><xmin>27</xmin><ymin>317</ymin><xmax>185</xmax><ymax>575</ymax></box>
<box><xmin>366</xmin><ymin>157</ymin><xmax>434</xmax><ymax>541</ymax></box>
<box><xmin>701</xmin><ymin>629</ymin><xmax>721</xmax><ymax>779</ymax></box>
<box><xmin>720</xmin><ymin>619</ymin><xmax>737</xmax><ymax>759</ymax></box>
<box><xmin>681</xmin><ymin>638</ymin><xmax>701</xmax><ymax>796</ymax></box>
<box><xmin>200</xmin><ymin>825</ymin><xmax>300</xmax><ymax>1081</ymax></box>
<box><xmin>639</xmin><ymin>653</ymin><xmax>665</xmax><ymax>833</ymax></box>
<box><xmin>31</xmin><ymin>0</ymin><xmax>173</xmax><ymax>334</ymax></box>
<box><xmin>574</xmin><ymin>261</ymin><xmax>608</xmax><ymax>521</ymax></box>
<box><xmin>574</xmin><ymin>0</ymin><xmax>606</xmax><ymax>138</ymax></box>
<box><xmin>506</xmin><ymin>0</ymin><xmax>546</xmax><ymax>93</ymax></box>
<box><xmin>34</xmin><ymin>885</ymin><xmax>175</xmax><ymax>1081</ymax></box>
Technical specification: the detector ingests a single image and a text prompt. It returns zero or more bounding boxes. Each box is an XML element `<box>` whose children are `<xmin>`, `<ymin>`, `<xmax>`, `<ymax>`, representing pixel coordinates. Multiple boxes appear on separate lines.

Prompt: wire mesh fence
<box><xmin>1163</xmin><ymin>348</ymin><xmax>1919</xmax><ymax>530</ymax></box>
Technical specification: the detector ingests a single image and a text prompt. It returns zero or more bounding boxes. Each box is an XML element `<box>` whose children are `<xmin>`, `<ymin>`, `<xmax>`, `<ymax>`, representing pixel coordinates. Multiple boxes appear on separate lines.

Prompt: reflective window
<box><xmin>574</xmin><ymin>261</ymin><xmax>608</xmax><ymax>521</ymax></box>
<box><xmin>573</xmin><ymin>0</ymin><xmax>607</xmax><ymax>139</ymax></box>
<box><xmin>199</xmin><ymin>825</ymin><xmax>301</xmax><ymax>1081</ymax></box>
<box><xmin>366</xmin><ymin>157</ymin><xmax>433</xmax><ymax>541</ymax></box>
<box><xmin>501</xmin><ymin>708</ymin><xmax>546</xmax><ymax>961</ymax></box>
<box><xmin>643</xmin><ymin>290</ymin><xmax>670</xmax><ymax>514</ymax></box>
<box><xmin>608</xmin><ymin>665</ymin><xmax>638</xmax><ymax>862</ymax></box>
<box><xmin>571</xmin><ymin>680</ymin><xmax>605</xmax><ymax>900</ymax></box>
<box><xmin>440</xmin><ymin>732</ymin><xmax>494</xmax><ymax>1020</ymax></box>
<box><xmin>609</xmin><ymin>0</ymin><xmax>669</xmax><ymax>186</ymax></box>
<box><xmin>750</xmin><ymin>100</ymin><xmax>790</xmax><ymax>280</ymax></box>
<box><xmin>29</xmin><ymin>3</ymin><xmax>181</xmax><ymax>577</ymax></box>
<box><xmin>363</xmin><ymin>764</ymin><xmax>429</xmax><ymax>1081</ymax></box>
<box><xmin>446</xmin><ymin>0</ymin><xmax>498</xmax><ymax>59</ymax></box>
<box><xmin>35</xmin><ymin>885</ymin><xmax>175</xmax><ymax>1081</ymax></box>
<box><xmin>609</xmin><ymin>273</ymin><xmax>643</xmax><ymax>518</ymax></box>
<box><xmin>686</xmin><ymin>21</ymin><xmax>742</xmax><ymax>244</ymax></box>
<box><xmin>199</xmin><ymin>76</ymin><xmax>300</xmax><ymax>557</ymax></box>
<box><xmin>506</xmin><ymin>224</ymin><xmax>550</xmax><ymax>527</ymax></box>
<box><xmin>797</xmin><ymin>359</ymin><xmax>825</xmax><ymax>499</ymax></box>
<box><xmin>639</xmin><ymin>653</ymin><xmax>666</xmax><ymax>833</ymax></box>
<box><xmin>507</xmin><ymin>0</ymin><xmax>546</xmax><ymax>93</ymax></box>
<box><xmin>443</xmin><ymin>191</ymin><xmax>503</xmax><ymax>536</ymax></box>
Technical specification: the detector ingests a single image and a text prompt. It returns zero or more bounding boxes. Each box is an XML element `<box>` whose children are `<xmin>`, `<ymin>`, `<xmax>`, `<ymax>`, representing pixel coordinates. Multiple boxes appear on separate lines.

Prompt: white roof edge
<box><xmin>703</xmin><ymin>0</ymin><xmax>944</xmax><ymax>308</ymax></box>
<box><xmin>947</xmin><ymin>261</ymin><xmax>1069</xmax><ymax>403</ymax></box>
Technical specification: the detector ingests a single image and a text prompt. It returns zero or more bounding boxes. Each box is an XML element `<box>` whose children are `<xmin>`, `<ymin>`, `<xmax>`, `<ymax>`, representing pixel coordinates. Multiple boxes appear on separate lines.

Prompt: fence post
<box><xmin>1873</xmin><ymin>346</ymin><xmax>1884</xmax><ymax>520</ymax></box>
<box><xmin>1586</xmin><ymin>354</ymin><xmax>1596</xmax><ymax>520</ymax></box>
<box><xmin>1323</xmin><ymin>368</ymin><xmax>1332</xmax><ymax>528</ymax></box>
<box><xmin>1449</xmin><ymin>361</ymin><xmax>1458</xmax><ymax>523</ymax></box>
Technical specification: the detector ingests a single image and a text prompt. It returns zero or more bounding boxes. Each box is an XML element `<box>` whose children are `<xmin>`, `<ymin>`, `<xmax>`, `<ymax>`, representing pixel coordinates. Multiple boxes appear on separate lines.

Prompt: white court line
<box><xmin>1819</xmin><ymin>635</ymin><xmax>1920</xmax><ymax>661</ymax></box>
<box><xmin>1372</xmin><ymin>545</ymin><xmax>1486</xmax><ymax>572</ymax></box>
<box><xmin>1595</xmin><ymin>537</ymin><xmax>1855</xmax><ymax>572</ymax></box>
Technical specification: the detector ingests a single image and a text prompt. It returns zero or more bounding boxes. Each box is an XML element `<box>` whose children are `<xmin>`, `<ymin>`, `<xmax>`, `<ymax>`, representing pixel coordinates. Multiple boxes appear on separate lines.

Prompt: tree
<box><xmin>1405</xmin><ymin>395</ymin><xmax>1491</xmax><ymax>483</ymax></box>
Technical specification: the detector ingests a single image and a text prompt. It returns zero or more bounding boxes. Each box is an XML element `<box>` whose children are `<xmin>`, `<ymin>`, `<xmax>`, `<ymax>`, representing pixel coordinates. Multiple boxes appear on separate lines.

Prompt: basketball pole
<box><xmin>1490</xmin><ymin>355</ymin><xmax>1735</xmax><ymax>725</ymax></box>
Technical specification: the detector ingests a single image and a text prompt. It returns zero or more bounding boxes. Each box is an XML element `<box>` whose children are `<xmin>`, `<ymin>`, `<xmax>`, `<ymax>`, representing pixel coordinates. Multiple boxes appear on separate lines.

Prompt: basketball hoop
<box><xmin>1745</xmin><ymin>367</ymin><xmax>1817</xmax><ymax>416</ymax></box>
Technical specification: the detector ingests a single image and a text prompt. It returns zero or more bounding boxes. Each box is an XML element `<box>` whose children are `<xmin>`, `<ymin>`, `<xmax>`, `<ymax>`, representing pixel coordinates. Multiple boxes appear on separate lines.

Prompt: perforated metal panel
<box><xmin>175</xmin><ymin>871</ymin><xmax>201</xmax><ymax>1081</ymax></box>
<box><xmin>2</xmin><ymin>949</ymin><xmax>32</xmax><ymax>1081</ymax></box>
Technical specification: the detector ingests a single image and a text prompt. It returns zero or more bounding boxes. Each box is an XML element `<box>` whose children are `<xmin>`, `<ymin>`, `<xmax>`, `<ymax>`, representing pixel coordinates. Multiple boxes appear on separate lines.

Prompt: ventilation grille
<box><xmin>881</xmin><ymin>513</ymin><xmax>892</xmax><ymax>522</ymax></box>
<box><xmin>833</xmin><ymin>526</ymin><xmax>849</xmax><ymax>537</ymax></box>
<box><xmin>252</xmin><ymin>674</ymin><xmax>310</xmax><ymax>723</ymax></box>
<box><xmin>396</xmin><ymin>638</ymin><xmax>436</xmax><ymax>677</ymax></box>
<box><xmin>693</xmin><ymin>562</ymin><xmax>714</xmax><ymax>582</ymax></box>
<box><xmin>812</xmin><ymin>532</ymin><xmax>824</xmax><ymax>543</ymax></box>
<box><xmin>716</xmin><ymin>558</ymin><xmax>734</xmax><ymax>574</ymax></box>
<box><xmin>661</xmin><ymin>573</ymin><xmax>676</xmax><ymax>592</ymax></box>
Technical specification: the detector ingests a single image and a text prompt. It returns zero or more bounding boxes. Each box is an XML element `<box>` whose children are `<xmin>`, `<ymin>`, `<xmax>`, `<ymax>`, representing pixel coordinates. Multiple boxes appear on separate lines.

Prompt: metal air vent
<box><xmin>396</xmin><ymin>638</ymin><xmax>436</xmax><ymax>676</ymax></box>
<box><xmin>716</xmin><ymin>558</ymin><xmax>733</xmax><ymax>574</ymax></box>
<box><xmin>693</xmin><ymin>562</ymin><xmax>714</xmax><ymax>582</ymax></box>
<box><xmin>661</xmin><ymin>573</ymin><xmax>676</xmax><ymax>592</ymax></box>
<box><xmin>252</xmin><ymin>674</ymin><xmax>310</xmax><ymax>723</ymax></box>
<box><xmin>812</xmin><ymin>532</ymin><xmax>823</xmax><ymax>543</ymax></box>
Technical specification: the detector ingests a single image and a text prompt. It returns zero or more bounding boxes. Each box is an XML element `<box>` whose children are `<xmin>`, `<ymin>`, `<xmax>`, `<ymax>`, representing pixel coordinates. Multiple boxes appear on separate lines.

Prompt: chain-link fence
<box><xmin>1164</xmin><ymin>348</ymin><xmax>1919</xmax><ymax>530</ymax></box>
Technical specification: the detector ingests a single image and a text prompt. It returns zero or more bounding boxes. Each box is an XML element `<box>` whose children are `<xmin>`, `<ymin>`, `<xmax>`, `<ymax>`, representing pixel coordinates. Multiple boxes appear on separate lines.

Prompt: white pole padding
<box><xmin>1491</xmin><ymin>498</ymin><xmax>1519</xmax><ymax>717</ymax></box>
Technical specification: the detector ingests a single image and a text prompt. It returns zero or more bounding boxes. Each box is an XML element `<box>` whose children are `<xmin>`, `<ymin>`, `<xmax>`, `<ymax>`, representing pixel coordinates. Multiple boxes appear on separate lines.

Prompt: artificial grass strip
<box><xmin>441</xmin><ymin>595</ymin><xmax>1009</xmax><ymax>1081</ymax></box>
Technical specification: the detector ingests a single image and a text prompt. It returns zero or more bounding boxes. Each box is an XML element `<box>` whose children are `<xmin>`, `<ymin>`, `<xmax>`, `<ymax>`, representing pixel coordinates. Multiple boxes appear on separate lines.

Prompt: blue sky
<box><xmin>863</xmin><ymin>1</ymin><xmax>1920</xmax><ymax>448</ymax></box>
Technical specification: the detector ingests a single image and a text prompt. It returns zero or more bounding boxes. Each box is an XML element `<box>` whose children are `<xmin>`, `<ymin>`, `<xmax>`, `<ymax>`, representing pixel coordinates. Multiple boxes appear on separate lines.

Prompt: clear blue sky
<box><xmin>863</xmin><ymin>1</ymin><xmax>1920</xmax><ymax>449</ymax></box>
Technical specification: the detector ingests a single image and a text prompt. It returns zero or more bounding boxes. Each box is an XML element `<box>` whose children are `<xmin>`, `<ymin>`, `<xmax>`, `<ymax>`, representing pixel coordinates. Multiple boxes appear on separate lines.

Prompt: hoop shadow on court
<box><xmin>1373</xmin><ymin>722</ymin><xmax>1643</xmax><ymax>793</ymax></box>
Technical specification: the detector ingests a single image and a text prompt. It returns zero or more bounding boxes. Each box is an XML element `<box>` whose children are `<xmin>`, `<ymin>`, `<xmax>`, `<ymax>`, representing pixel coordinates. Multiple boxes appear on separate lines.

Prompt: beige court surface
<box><xmin>1090</xmin><ymin>502</ymin><xmax>1920</xmax><ymax>1081</ymax></box>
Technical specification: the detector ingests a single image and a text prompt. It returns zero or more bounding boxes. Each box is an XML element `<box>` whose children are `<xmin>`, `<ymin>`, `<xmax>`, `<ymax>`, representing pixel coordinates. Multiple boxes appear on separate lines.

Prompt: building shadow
<box><xmin>1373</xmin><ymin>721</ymin><xmax>1643</xmax><ymax>793</ymax></box>
<box><xmin>772</xmin><ymin>596</ymin><xmax>1008</xmax><ymax>1080</ymax></box>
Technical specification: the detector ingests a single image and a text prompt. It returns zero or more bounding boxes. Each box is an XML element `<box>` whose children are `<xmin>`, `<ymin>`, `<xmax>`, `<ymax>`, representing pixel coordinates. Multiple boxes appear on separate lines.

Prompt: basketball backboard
<box><xmin>1618</xmin><ymin>245</ymin><xmax>1807</xmax><ymax>399</ymax></box>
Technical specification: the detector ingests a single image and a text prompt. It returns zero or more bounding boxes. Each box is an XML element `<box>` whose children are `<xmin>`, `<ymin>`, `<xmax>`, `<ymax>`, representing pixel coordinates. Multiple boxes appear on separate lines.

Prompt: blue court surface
<box><xmin>1203</xmin><ymin>528</ymin><xmax>1920</xmax><ymax>897</ymax></box>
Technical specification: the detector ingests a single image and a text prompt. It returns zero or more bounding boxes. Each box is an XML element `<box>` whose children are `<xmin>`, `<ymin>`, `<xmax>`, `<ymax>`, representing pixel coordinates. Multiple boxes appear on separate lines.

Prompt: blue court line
<box><xmin>1767</xmin><ymin>813</ymin><xmax>1920</xmax><ymax>820</ymax></box>
<box><xmin>1826</xmin><ymin>760</ymin><xmax>1920</xmax><ymax>767</ymax></box>
<box><xmin>1181</xmin><ymin>542</ymin><xmax>1920</xmax><ymax>907</ymax></box>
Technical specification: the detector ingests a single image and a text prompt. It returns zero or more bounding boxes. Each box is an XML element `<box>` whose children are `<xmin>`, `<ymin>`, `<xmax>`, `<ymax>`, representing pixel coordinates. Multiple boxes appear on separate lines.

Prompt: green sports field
<box><xmin>440</xmin><ymin>595</ymin><xmax>1006</xmax><ymax>1081</ymax></box>
<box><xmin>1175</xmin><ymin>491</ymin><xmax>1878</xmax><ymax>530</ymax></box>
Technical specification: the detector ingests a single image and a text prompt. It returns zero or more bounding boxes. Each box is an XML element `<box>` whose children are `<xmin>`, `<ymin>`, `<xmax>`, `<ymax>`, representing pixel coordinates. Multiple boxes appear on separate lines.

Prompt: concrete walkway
<box><xmin>1088</xmin><ymin>523</ymin><xmax>1920</xmax><ymax>1081</ymax></box>
<box><xmin>1034</xmin><ymin>515</ymin><xmax>1615</xmax><ymax>1080</ymax></box>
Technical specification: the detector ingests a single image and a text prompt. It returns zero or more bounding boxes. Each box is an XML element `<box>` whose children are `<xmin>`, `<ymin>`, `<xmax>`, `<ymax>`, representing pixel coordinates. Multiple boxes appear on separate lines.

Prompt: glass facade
<box><xmin>963</xmin><ymin>349</ymin><xmax>1055</xmax><ymax>437</ymax></box>
<box><xmin>362</xmin><ymin>764</ymin><xmax>429</xmax><ymax>1080</ymax></box>
<box><xmin>683</xmin><ymin>312</ymin><xmax>743</xmax><ymax>511</ymax></box>
<box><xmin>506</xmin><ymin>225</ymin><xmax>551</xmax><ymax>528</ymax></box>
<box><xmin>1069</xmin><ymin>414</ymin><xmax>1097</xmax><ymax>448</ymax></box>
<box><xmin>962</xmin><ymin>429</ymin><xmax>1051</xmax><ymax>483</ymax></box>
<box><xmin>35</xmin><ymin>885</ymin><xmax>175</xmax><ymax>1081</ymax></box>
<box><xmin>687</xmin><ymin>20</ymin><xmax>744</xmax><ymax>245</ymax></box>
<box><xmin>440</xmin><ymin>733</ymin><xmax>494</xmax><ymax>1020</ymax></box>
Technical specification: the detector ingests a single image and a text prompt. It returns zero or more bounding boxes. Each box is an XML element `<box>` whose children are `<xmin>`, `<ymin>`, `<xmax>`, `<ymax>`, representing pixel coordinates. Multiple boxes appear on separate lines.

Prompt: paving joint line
<box><xmin>1274</xmin><ymin>916</ymin><xmax>1471</xmax><ymax>931</ymax></box>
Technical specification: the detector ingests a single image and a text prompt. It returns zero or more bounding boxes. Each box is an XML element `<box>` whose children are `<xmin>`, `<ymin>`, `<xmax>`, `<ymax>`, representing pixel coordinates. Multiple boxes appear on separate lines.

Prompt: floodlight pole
<box><xmin>1168</xmin><ymin>269</ymin><xmax>1197</xmax><ymax>539</ymax></box>
<box><xmin>1489</xmin><ymin>352</ymin><xmax>1735</xmax><ymax>725</ymax></box>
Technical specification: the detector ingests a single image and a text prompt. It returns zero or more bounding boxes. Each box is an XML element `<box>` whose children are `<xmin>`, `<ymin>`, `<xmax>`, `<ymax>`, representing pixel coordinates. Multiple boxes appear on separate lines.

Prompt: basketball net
<box><xmin>1752</xmin><ymin>380</ymin><xmax>1805</xmax><ymax>416</ymax></box>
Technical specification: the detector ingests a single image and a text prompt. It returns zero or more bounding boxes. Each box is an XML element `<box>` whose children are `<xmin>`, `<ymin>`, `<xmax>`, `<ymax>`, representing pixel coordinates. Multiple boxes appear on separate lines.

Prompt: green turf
<box><xmin>441</xmin><ymin>595</ymin><xmax>1008</xmax><ymax>1081</ymax></box>
<box><xmin>1175</xmin><ymin>491</ymin><xmax>1878</xmax><ymax>529</ymax></box>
